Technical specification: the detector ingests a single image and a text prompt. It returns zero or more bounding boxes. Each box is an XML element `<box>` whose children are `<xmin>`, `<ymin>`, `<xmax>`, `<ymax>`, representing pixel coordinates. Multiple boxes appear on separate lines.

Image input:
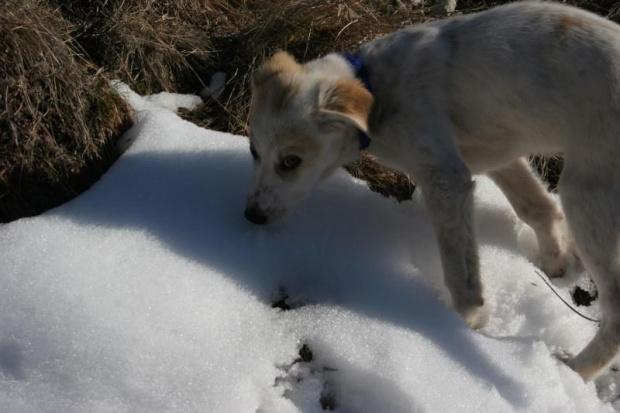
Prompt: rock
<box><xmin>430</xmin><ymin>0</ymin><xmax>457</xmax><ymax>16</ymax></box>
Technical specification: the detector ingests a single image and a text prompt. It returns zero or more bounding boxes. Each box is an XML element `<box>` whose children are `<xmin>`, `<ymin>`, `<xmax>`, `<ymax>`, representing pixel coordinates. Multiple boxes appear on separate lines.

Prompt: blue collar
<box><xmin>341</xmin><ymin>53</ymin><xmax>372</xmax><ymax>150</ymax></box>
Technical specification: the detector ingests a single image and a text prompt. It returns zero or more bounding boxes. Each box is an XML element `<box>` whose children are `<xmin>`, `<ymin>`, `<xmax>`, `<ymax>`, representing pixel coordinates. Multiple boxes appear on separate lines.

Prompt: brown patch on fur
<box><xmin>276</xmin><ymin>132</ymin><xmax>322</xmax><ymax>181</ymax></box>
<box><xmin>283</xmin><ymin>132</ymin><xmax>322</xmax><ymax>157</ymax></box>
<box><xmin>252</xmin><ymin>51</ymin><xmax>303</xmax><ymax>87</ymax></box>
<box><xmin>250</xmin><ymin>52</ymin><xmax>304</xmax><ymax>117</ymax></box>
<box><xmin>250</xmin><ymin>76</ymin><xmax>301</xmax><ymax>123</ymax></box>
<box><xmin>275</xmin><ymin>81</ymin><xmax>301</xmax><ymax>112</ymax></box>
<box><xmin>553</xmin><ymin>15</ymin><xmax>581</xmax><ymax>38</ymax></box>
<box><xmin>321</xmin><ymin>78</ymin><xmax>373</xmax><ymax>131</ymax></box>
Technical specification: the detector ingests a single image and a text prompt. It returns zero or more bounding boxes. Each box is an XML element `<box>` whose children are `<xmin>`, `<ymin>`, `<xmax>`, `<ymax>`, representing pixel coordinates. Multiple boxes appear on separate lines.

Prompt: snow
<box><xmin>112</xmin><ymin>80</ymin><xmax>203</xmax><ymax>112</ymax></box>
<box><xmin>0</xmin><ymin>87</ymin><xmax>617</xmax><ymax>412</ymax></box>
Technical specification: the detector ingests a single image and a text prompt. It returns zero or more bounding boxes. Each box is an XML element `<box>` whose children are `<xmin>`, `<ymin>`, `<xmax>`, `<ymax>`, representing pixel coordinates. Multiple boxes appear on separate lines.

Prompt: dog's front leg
<box><xmin>378</xmin><ymin>76</ymin><xmax>485</xmax><ymax>327</ymax></box>
<box><xmin>413</xmin><ymin>150</ymin><xmax>485</xmax><ymax>329</ymax></box>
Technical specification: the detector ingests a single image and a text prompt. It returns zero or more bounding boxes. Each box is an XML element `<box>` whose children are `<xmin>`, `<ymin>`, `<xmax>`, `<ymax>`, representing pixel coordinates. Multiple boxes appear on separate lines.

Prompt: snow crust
<box><xmin>0</xmin><ymin>88</ymin><xmax>615</xmax><ymax>412</ymax></box>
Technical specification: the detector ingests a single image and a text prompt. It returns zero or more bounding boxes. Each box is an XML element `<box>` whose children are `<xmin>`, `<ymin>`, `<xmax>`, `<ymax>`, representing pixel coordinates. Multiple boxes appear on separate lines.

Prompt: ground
<box><xmin>0</xmin><ymin>87</ymin><xmax>617</xmax><ymax>412</ymax></box>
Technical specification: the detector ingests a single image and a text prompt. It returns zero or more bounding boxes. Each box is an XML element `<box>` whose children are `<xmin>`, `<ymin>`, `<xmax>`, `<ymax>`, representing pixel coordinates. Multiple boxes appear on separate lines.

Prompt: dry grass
<box><xmin>0</xmin><ymin>0</ymin><xmax>132</xmax><ymax>221</ymax></box>
<box><xmin>188</xmin><ymin>0</ymin><xmax>431</xmax><ymax>134</ymax></box>
<box><xmin>55</xmin><ymin>0</ymin><xmax>225</xmax><ymax>94</ymax></box>
<box><xmin>2</xmin><ymin>0</ymin><xmax>618</xmax><ymax>222</ymax></box>
<box><xmin>530</xmin><ymin>155</ymin><xmax>564</xmax><ymax>191</ymax></box>
<box><xmin>345</xmin><ymin>154</ymin><xmax>416</xmax><ymax>202</ymax></box>
<box><xmin>180</xmin><ymin>0</ymin><xmax>428</xmax><ymax>200</ymax></box>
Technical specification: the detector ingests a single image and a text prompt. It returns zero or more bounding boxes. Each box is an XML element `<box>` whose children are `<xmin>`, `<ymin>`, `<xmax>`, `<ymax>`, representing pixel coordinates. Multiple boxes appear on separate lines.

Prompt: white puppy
<box><xmin>245</xmin><ymin>0</ymin><xmax>620</xmax><ymax>381</ymax></box>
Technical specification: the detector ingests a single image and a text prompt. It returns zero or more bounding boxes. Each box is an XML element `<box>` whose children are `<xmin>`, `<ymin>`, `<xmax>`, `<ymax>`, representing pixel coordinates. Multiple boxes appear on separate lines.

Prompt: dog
<box><xmin>244</xmin><ymin>0</ymin><xmax>620</xmax><ymax>381</ymax></box>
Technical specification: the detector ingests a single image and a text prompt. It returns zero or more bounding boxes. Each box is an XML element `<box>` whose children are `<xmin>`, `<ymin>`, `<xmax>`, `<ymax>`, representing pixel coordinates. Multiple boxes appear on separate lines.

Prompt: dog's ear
<box><xmin>252</xmin><ymin>51</ymin><xmax>301</xmax><ymax>89</ymax></box>
<box><xmin>316</xmin><ymin>78</ymin><xmax>373</xmax><ymax>133</ymax></box>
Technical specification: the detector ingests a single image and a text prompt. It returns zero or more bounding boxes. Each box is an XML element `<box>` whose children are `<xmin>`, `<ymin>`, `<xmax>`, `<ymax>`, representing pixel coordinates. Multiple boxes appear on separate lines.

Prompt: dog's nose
<box><xmin>244</xmin><ymin>204</ymin><xmax>268</xmax><ymax>225</ymax></box>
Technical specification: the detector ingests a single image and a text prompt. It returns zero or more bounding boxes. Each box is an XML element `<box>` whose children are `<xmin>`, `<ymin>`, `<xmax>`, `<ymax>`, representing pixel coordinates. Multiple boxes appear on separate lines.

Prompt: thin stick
<box><xmin>336</xmin><ymin>20</ymin><xmax>358</xmax><ymax>40</ymax></box>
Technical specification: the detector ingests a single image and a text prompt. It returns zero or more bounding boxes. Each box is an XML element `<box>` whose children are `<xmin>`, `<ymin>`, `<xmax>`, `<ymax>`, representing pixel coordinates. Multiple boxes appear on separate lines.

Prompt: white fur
<box><xmin>246</xmin><ymin>1</ymin><xmax>620</xmax><ymax>381</ymax></box>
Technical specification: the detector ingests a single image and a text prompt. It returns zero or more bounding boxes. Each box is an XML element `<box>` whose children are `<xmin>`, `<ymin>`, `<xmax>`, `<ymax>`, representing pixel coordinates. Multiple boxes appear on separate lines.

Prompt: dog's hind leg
<box><xmin>558</xmin><ymin>159</ymin><xmax>620</xmax><ymax>380</ymax></box>
<box><xmin>488</xmin><ymin>158</ymin><xmax>568</xmax><ymax>278</ymax></box>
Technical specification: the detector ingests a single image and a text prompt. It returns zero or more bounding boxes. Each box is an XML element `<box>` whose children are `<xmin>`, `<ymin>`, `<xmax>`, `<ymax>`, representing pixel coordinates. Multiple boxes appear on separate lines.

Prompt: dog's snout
<box><xmin>244</xmin><ymin>204</ymin><xmax>268</xmax><ymax>225</ymax></box>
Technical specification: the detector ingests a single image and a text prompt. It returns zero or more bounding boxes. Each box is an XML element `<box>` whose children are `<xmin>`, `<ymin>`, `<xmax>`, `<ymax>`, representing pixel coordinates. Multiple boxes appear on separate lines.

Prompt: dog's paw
<box><xmin>541</xmin><ymin>223</ymin><xmax>584</xmax><ymax>278</ymax></box>
<box><xmin>554</xmin><ymin>349</ymin><xmax>606</xmax><ymax>381</ymax></box>
<box><xmin>541</xmin><ymin>248</ymin><xmax>570</xmax><ymax>278</ymax></box>
<box><xmin>456</xmin><ymin>299</ymin><xmax>488</xmax><ymax>330</ymax></box>
<box><xmin>466</xmin><ymin>306</ymin><xmax>489</xmax><ymax>330</ymax></box>
<box><xmin>543</xmin><ymin>262</ymin><xmax>566</xmax><ymax>279</ymax></box>
<box><xmin>553</xmin><ymin>348</ymin><xmax>589</xmax><ymax>379</ymax></box>
<box><xmin>553</xmin><ymin>348</ymin><xmax>574</xmax><ymax>364</ymax></box>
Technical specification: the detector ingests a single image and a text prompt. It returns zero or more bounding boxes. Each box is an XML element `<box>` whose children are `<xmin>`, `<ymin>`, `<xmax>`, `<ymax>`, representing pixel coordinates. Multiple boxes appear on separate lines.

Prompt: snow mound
<box><xmin>0</xmin><ymin>89</ymin><xmax>614</xmax><ymax>412</ymax></box>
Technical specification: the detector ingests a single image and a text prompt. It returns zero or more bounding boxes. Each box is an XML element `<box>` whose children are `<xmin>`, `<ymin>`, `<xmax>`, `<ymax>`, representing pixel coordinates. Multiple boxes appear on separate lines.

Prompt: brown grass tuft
<box><xmin>3</xmin><ymin>0</ymin><xmax>617</xmax><ymax>222</ymax></box>
<box><xmin>192</xmin><ymin>0</ymin><xmax>431</xmax><ymax>135</ymax></box>
<box><xmin>55</xmin><ymin>0</ymin><xmax>254</xmax><ymax>95</ymax></box>
<box><xmin>345</xmin><ymin>154</ymin><xmax>416</xmax><ymax>202</ymax></box>
<box><xmin>530</xmin><ymin>155</ymin><xmax>564</xmax><ymax>192</ymax></box>
<box><xmin>180</xmin><ymin>0</ymin><xmax>428</xmax><ymax>200</ymax></box>
<box><xmin>0</xmin><ymin>0</ymin><xmax>132</xmax><ymax>222</ymax></box>
<box><xmin>54</xmin><ymin>0</ymin><xmax>218</xmax><ymax>95</ymax></box>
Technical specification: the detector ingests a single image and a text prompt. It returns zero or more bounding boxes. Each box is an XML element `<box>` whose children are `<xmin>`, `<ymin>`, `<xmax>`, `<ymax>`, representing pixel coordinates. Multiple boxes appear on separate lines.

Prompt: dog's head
<box><xmin>244</xmin><ymin>51</ymin><xmax>373</xmax><ymax>225</ymax></box>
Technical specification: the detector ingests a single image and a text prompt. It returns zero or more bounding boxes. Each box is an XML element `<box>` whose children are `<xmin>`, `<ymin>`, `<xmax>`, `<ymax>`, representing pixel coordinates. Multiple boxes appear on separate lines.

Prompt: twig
<box><xmin>336</xmin><ymin>20</ymin><xmax>358</xmax><ymax>40</ymax></box>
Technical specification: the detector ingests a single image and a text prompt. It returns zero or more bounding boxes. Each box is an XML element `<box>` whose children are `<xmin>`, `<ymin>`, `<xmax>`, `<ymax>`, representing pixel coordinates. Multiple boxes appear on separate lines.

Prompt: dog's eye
<box><xmin>249</xmin><ymin>143</ymin><xmax>260</xmax><ymax>162</ymax></box>
<box><xmin>280</xmin><ymin>155</ymin><xmax>302</xmax><ymax>171</ymax></box>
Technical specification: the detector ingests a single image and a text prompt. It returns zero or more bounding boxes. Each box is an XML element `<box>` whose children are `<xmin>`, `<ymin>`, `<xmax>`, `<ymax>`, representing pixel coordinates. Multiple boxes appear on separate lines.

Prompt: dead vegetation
<box><xmin>2</xmin><ymin>0</ymin><xmax>619</xmax><ymax>221</ymax></box>
<box><xmin>0</xmin><ymin>1</ymin><xmax>131</xmax><ymax>221</ymax></box>
<box><xmin>0</xmin><ymin>0</ymin><xmax>237</xmax><ymax>222</ymax></box>
<box><xmin>57</xmin><ymin>0</ymin><xmax>226</xmax><ymax>94</ymax></box>
<box><xmin>181</xmin><ymin>0</ymin><xmax>430</xmax><ymax>200</ymax></box>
